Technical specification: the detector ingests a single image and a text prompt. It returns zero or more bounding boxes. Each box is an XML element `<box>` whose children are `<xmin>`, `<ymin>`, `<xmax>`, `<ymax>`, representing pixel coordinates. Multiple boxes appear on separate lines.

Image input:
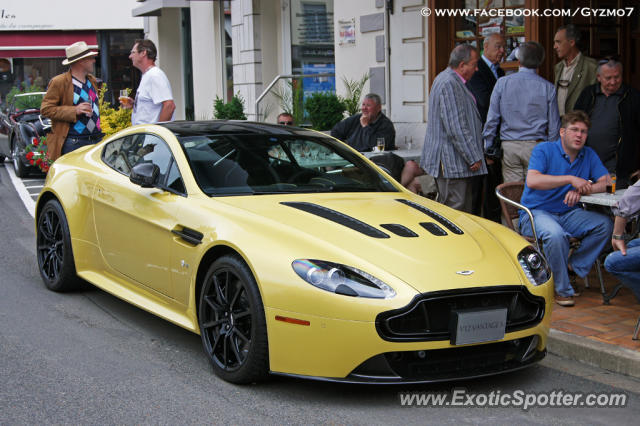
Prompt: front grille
<box><xmin>376</xmin><ymin>286</ymin><xmax>545</xmax><ymax>342</ymax></box>
<box><xmin>349</xmin><ymin>336</ymin><xmax>544</xmax><ymax>382</ymax></box>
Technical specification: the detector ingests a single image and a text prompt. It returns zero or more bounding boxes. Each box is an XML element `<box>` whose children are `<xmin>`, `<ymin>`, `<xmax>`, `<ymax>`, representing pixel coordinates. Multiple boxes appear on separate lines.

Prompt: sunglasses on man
<box><xmin>278</xmin><ymin>120</ymin><xmax>294</xmax><ymax>125</ymax></box>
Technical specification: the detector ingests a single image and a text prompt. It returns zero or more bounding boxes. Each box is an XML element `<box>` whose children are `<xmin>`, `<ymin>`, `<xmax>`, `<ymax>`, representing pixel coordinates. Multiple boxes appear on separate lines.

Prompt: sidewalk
<box><xmin>547</xmin><ymin>266</ymin><xmax>640</xmax><ymax>378</ymax></box>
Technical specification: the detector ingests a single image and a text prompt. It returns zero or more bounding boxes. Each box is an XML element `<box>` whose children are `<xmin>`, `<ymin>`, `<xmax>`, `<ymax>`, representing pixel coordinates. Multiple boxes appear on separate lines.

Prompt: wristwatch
<box><xmin>612</xmin><ymin>234</ymin><xmax>625</xmax><ymax>240</ymax></box>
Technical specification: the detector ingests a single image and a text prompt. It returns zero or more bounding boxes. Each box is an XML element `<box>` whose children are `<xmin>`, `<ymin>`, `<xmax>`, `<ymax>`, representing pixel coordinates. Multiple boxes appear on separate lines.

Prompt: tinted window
<box><xmin>178</xmin><ymin>133</ymin><xmax>397</xmax><ymax>196</ymax></box>
<box><xmin>102</xmin><ymin>133</ymin><xmax>185</xmax><ymax>194</ymax></box>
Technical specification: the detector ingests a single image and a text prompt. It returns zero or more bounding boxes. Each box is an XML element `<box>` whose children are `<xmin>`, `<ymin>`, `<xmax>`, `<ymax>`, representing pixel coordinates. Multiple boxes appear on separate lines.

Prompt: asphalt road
<box><xmin>1</xmin><ymin>161</ymin><xmax>639</xmax><ymax>424</ymax></box>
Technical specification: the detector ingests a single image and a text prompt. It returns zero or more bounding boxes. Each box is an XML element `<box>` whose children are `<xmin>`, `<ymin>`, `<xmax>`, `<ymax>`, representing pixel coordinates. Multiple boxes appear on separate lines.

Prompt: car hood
<box><xmin>216</xmin><ymin>192</ymin><xmax>525</xmax><ymax>293</ymax></box>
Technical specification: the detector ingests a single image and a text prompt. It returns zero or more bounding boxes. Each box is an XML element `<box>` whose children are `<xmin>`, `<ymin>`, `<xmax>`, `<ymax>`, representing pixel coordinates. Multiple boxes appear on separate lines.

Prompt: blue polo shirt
<box><xmin>520</xmin><ymin>139</ymin><xmax>608</xmax><ymax>214</ymax></box>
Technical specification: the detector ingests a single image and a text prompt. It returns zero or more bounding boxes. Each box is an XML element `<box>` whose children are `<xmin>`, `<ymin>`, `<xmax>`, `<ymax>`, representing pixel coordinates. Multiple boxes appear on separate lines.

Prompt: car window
<box><xmin>177</xmin><ymin>133</ymin><xmax>397</xmax><ymax>196</ymax></box>
<box><xmin>103</xmin><ymin>135</ymin><xmax>134</xmax><ymax>175</ymax></box>
<box><xmin>166</xmin><ymin>160</ymin><xmax>186</xmax><ymax>194</ymax></box>
<box><xmin>102</xmin><ymin>133</ymin><xmax>185</xmax><ymax>194</ymax></box>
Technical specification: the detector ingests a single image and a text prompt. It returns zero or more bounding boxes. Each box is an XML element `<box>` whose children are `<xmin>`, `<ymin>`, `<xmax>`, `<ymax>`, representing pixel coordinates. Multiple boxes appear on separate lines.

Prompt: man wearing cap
<box><xmin>121</xmin><ymin>39</ymin><xmax>175</xmax><ymax>125</ymax></box>
<box><xmin>41</xmin><ymin>41</ymin><xmax>103</xmax><ymax>161</ymax></box>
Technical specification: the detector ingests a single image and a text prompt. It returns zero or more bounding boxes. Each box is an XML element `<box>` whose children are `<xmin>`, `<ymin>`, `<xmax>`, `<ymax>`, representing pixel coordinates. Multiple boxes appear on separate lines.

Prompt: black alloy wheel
<box><xmin>11</xmin><ymin>139</ymin><xmax>27</xmax><ymax>178</ymax></box>
<box><xmin>36</xmin><ymin>199</ymin><xmax>79</xmax><ymax>292</ymax></box>
<box><xmin>198</xmin><ymin>255</ymin><xmax>268</xmax><ymax>384</ymax></box>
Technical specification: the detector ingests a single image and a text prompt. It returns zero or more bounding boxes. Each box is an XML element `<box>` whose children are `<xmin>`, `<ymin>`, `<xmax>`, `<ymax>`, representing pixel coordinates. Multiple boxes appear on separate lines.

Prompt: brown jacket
<box><xmin>40</xmin><ymin>71</ymin><xmax>99</xmax><ymax>161</ymax></box>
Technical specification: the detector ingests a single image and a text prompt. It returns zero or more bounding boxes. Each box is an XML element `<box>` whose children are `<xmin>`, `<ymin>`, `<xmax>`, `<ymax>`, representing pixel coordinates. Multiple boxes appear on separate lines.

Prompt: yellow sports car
<box><xmin>35</xmin><ymin>121</ymin><xmax>553</xmax><ymax>384</ymax></box>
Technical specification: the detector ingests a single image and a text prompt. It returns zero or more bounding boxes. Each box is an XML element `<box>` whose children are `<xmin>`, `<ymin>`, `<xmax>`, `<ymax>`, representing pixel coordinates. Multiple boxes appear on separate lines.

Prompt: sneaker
<box><xmin>555</xmin><ymin>295</ymin><xmax>575</xmax><ymax>307</ymax></box>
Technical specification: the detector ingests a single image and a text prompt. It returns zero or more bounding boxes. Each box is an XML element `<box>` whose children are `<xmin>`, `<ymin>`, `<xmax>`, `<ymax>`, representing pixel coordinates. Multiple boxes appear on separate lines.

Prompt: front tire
<box><xmin>198</xmin><ymin>255</ymin><xmax>269</xmax><ymax>384</ymax></box>
<box><xmin>36</xmin><ymin>199</ymin><xmax>80</xmax><ymax>292</ymax></box>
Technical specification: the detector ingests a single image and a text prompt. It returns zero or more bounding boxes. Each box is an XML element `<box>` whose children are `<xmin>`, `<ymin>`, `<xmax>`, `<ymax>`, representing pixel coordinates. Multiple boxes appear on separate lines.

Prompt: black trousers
<box><xmin>470</xmin><ymin>160</ymin><xmax>502</xmax><ymax>222</ymax></box>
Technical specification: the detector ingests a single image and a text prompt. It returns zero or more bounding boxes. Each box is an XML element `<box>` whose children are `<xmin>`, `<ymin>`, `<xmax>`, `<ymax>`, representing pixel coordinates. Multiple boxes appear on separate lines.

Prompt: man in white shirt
<box><xmin>121</xmin><ymin>39</ymin><xmax>175</xmax><ymax>125</ymax></box>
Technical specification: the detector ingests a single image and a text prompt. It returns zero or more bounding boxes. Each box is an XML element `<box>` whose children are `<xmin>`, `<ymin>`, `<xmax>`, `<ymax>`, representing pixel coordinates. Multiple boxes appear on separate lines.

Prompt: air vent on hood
<box><xmin>281</xmin><ymin>202</ymin><xmax>390</xmax><ymax>239</ymax></box>
<box><xmin>420</xmin><ymin>222</ymin><xmax>447</xmax><ymax>236</ymax></box>
<box><xmin>396</xmin><ymin>199</ymin><xmax>464</xmax><ymax>235</ymax></box>
<box><xmin>380</xmin><ymin>223</ymin><xmax>418</xmax><ymax>237</ymax></box>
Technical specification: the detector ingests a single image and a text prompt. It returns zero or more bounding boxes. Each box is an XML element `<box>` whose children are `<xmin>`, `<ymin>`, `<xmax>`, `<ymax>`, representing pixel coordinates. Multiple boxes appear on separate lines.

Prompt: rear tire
<box><xmin>198</xmin><ymin>255</ymin><xmax>269</xmax><ymax>384</ymax></box>
<box><xmin>12</xmin><ymin>140</ymin><xmax>28</xmax><ymax>178</ymax></box>
<box><xmin>36</xmin><ymin>199</ymin><xmax>80</xmax><ymax>292</ymax></box>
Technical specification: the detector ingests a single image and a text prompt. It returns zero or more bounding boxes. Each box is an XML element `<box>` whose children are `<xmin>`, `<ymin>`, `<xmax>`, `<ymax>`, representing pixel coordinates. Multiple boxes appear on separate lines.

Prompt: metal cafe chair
<box><xmin>495</xmin><ymin>182</ymin><xmax>605</xmax><ymax>292</ymax></box>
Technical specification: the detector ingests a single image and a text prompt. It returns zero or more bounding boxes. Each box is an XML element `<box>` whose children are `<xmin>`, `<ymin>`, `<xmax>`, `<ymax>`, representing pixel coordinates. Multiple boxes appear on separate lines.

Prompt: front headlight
<box><xmin>518</xmin><ymin>246</ymin><xmax>551</xmax><ymax>286</ymax></box>
<box><xmin>292</xmin><ymin>259</ymin><xmax>395</xmax><ymax>299</ymax></box>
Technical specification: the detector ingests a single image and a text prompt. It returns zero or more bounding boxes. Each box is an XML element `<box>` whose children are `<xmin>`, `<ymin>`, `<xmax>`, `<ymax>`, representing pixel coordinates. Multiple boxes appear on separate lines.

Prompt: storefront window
<box><xmin>224</xmin><ymin>0</ymin><xmax>233</xmax><ymax>101</ymax></box>
<box><xmin>106</xmin><ymin>31</ymin><xmax>144</xmax><ymax>103</ymax></box>
<box><xmin>454</xmin><ymin>0</ymin><xmax>526</xmax><ymax>64</ymax></box>
<box><xmin>290</xmin><ymin>0</ymin><xmax>335</xmax><ymax>101</ymax></box>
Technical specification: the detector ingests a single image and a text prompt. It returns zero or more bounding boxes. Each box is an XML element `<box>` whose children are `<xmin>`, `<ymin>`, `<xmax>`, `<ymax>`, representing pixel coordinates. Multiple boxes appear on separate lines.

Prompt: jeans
<box><xmin>604</xmin><ymin>238</ymin><xmax>640</xmax><ymax>302</ymax></box>
<box><xmin>519</xmin><ymin>208</ymin><xmax>613</xmax><ymax>297</ymax></box>
<box><xmin>61</xmin><ymin>136</ymin><xmax>99</xmax><ymax>155</ymax></box>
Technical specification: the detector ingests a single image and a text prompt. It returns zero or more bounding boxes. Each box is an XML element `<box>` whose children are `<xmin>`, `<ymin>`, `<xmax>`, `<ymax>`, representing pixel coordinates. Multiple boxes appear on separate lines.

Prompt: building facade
<box><xmin>133</xmin><ymin>0</ymin><xmax>639</xmax><ymax>143</ymax></box>
<box><xmin>0</xmin><ymin>0</ymin><xmax>144</xmax><ymax>105</ymax></box>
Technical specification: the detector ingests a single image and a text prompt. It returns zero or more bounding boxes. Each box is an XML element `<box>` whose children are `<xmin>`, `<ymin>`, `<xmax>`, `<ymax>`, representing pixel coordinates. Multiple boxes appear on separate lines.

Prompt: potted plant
<box><xmin>214</xmin><ymin>93</ymin><xmax>247</xmax><ymax>120</ymax></box>
<box><xmin>304</xmin><ymin>92</ymin><xmax>345</xmax><ymax>131</ymax></box>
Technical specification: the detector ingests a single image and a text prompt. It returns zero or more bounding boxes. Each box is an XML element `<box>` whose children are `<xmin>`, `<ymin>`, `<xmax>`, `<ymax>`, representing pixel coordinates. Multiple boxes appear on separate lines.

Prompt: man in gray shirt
<box><xmin>483</xmin><ymin>41</ymin><xmax>560</xmax><ymax>184</ymax></box>
<box><xmin>574</xmin><ymin>59</ymin><xmax>640</xmax><ymax>188</ymax></box>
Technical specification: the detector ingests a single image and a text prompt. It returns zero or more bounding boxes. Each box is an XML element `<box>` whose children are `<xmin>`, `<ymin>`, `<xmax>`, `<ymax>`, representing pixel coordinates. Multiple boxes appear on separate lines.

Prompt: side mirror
<box><xmin>130</xmin><ymin>163</ymin><xmax>160</xmax><ymax>188</ymax></box>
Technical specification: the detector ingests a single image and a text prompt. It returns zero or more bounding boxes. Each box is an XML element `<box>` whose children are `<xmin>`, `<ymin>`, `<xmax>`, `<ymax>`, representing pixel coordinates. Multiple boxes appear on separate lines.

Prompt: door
<box><xmin>93</xmin><ymin>132</ymin><xmax>182</xmax><ymax>296</ymax></box>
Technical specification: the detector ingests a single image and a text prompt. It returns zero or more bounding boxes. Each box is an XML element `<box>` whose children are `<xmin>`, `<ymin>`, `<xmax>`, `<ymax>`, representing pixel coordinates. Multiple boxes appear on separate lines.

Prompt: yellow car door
<box><xmin>93</xmin><ymin>133</ymin><xmax>183</xmax><ymax>296</ymax></box>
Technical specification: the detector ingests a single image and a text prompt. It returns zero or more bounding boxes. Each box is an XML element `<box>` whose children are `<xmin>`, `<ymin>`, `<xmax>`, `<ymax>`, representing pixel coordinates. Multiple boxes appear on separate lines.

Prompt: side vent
<box><xmin>396</xmin><ymin>199</ymin><xmax>464</xmax><ymax>235</ymax></box>
<box><xmin>380</xmin><ymin>224</ymin><xmax>418</xmax><ymax>237</ymax></box>
<box><xmin>281</xmin><ymin>202</ymin><xmax>390</xmax><ymax>239</ymax></box>
<box><xmin>420</xmin><ymin>222</ymin><xmax>447</xmax><ymax>236</ymax></box>
<box><xmin>172</xmin><ymin>226</ymin><xmax>204</xmax><ymax>245</ymax></box>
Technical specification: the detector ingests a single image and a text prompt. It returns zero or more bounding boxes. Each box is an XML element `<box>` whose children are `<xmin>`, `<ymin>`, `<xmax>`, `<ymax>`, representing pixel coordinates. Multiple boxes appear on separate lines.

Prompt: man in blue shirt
<box><xmin>483</xmin><ymin>41</ymin><xmax>560</xmax><ymax>184</ymax></box>
<box><xmin>519</xmin><ymin>111</ymin><xmax>612</xmax><ymax>307</ymax></box>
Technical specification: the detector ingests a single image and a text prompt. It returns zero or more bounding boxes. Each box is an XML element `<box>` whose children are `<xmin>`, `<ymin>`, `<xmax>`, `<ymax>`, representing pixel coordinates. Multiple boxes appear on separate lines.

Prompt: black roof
<box><xmin>159</xmin><ymin>120</ymin><xmax>323</xmax><ymax>138</ymax></box>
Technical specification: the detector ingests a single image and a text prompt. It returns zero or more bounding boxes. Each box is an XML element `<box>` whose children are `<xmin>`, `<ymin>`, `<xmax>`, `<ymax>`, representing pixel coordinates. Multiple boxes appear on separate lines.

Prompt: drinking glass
<box><xmin>606</xmin><ymin>174</ymin><xmax>617</xmax><ymax>194</ymax></box>
<box><xmin>376</xmin><ymin>137</ymin><xmax>385</xmax><ymax>152</ymax></box>
<box><xmin>119</xmin><ymin>89</ymin><xmax>131</xmax><ymax>107</ymax></box>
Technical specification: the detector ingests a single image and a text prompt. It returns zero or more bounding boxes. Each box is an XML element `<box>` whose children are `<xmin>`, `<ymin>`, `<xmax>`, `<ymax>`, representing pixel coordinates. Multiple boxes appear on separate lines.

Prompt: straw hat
<box><xmin>62</xmin><ymin>41</ymin><xmax>98</xmax><ymax>66</ymax></box>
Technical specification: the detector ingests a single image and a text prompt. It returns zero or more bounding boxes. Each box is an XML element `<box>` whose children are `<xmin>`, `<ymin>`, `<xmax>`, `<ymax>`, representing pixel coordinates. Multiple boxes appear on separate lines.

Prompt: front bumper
<box><xmin>266</xmin><ymin>282</ymin><xmax>553</xmax><ymax>382</ymax></box>
<box><xmin>273</xmin><ymin>335</ymin><xmax>545</xmax><ymax>384</ymax></box>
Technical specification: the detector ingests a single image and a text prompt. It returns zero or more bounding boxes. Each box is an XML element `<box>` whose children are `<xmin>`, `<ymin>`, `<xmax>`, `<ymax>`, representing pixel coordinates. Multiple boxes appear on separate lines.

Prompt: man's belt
<box><xmin>66</xmin><ymin>133</ymin><xmax>104</xmax><ymax>142</ymax></box>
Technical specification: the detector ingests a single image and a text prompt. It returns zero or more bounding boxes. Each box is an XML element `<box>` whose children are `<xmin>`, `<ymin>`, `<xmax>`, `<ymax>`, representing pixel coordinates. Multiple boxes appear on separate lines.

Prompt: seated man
<box><xmin>604</xmin><ymin>180</ymin><xmax>640</xmax><ymax>301</ymax></box>
<box><xmin>276</xmin><ymin>112</ymin><xmax>294</xmax><ymax>126</ymax></box>
<box><xmin>331</xmin><ymin>93</ymin><xmax>423</xmax><ymax>193</ymax></box>
<box><xmin>519</xmin><ymin>111</ymin><xmax>613</xmax><ymax>307</ymax></box>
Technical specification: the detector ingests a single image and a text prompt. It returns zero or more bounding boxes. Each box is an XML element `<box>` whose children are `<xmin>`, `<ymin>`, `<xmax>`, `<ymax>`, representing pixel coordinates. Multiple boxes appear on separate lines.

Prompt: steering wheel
<box><xmin>287</xmin><ymin>168</ymin><xmax>319</xmax><ymax>184</ymax></box>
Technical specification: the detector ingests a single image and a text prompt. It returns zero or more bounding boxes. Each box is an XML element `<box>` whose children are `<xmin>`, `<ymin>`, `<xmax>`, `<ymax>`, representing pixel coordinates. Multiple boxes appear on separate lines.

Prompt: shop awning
<box><xmin>0</xmin><ymin>31</ymin><xmax>98</xmax><ymax>58</ymax></box>
<box><xmin>132</xmin><ymin>0</ymin><xmax>190</xmax><ymax>17</ymax></box>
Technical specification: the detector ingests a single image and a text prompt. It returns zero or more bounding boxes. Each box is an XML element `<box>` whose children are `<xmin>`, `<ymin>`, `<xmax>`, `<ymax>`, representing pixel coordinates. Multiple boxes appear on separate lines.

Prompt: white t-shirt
<box><xmin>131</xmin><ymin>66</ymin><xmax>174</xmax><ymax>125</ymax></box>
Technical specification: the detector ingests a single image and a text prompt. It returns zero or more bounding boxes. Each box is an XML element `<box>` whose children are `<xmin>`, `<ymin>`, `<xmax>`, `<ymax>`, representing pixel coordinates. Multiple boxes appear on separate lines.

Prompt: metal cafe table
<box><xmin>580</xmin><ymin>189</ymin><xmax>633</xmax><ymax>304</ymax></box>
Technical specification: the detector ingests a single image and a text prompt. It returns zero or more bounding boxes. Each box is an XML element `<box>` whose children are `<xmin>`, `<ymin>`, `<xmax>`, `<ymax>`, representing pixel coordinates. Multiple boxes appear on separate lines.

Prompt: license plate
<box><xmin>450</xmin><ymin>307</ymin><xmax>507</xmax><ymax>345</ymax></box>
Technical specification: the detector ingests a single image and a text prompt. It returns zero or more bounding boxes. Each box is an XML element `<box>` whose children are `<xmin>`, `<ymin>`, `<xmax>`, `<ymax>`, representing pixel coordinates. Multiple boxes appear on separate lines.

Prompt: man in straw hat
<box><xmin>41</xmin><ymin>41</ymin><xmax>103</xmax><ymax>161</ymax></box>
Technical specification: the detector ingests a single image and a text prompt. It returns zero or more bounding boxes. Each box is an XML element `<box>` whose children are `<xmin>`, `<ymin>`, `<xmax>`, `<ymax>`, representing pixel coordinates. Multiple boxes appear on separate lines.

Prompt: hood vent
<box><xmin>396</xmin><ymin>199</ymin><xmax>464</xmax><ymax>235</ymax></box>
<box><xmin>420</xmin><ymin>222</ymin><xmax>447</xmax><ymax>236</ymax></box>
<box><xmin>380</xmin><ymin>224</ymin><xmax>418</xmax><ymax>237</ymax></box>
<box><xmin>281</xmin><ymin>202</ymin><xmax>390</xmax><ymax>239</ymax></box>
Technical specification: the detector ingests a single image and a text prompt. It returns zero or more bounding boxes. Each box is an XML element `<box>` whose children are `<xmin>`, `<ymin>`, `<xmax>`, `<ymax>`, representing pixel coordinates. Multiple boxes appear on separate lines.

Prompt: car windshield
<box><xmin>11</xmin><ymin>92</ymin><xmax>45</xmax><ymax>112</ymax></box>
<box><xmin>178</xmin><ymin>133</ymin><xmax>398</xmax><ymax>196</ymax></box>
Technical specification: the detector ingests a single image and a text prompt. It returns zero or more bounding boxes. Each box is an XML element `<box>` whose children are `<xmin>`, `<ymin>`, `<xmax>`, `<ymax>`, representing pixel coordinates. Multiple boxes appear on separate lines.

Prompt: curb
<box><xmin>547</xmin><ymin>328</ymin><xmax>640</xmax><ymax>379</ymax></box>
